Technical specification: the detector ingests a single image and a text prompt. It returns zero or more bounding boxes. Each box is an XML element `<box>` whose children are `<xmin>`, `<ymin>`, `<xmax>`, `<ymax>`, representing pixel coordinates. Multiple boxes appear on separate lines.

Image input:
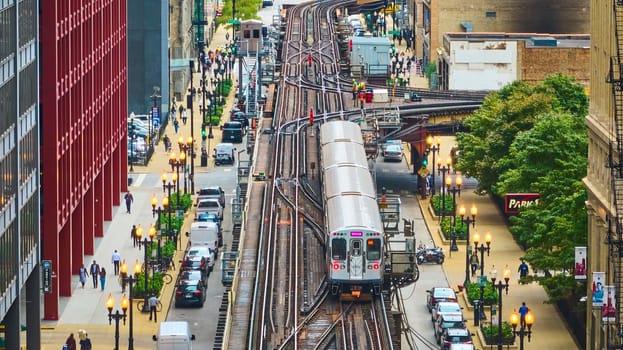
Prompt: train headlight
<box><xmin>333</xmin><ymin>263</ymin><xmax>340</xmax><ymax>270</ymax></box>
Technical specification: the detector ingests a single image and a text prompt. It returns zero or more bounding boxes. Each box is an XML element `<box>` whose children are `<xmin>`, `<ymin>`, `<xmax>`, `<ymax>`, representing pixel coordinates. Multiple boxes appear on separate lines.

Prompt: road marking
<box><xmin>132</xmin><ymin>173</ymin><xmax>146</xmax><ymax>187</ymax></box>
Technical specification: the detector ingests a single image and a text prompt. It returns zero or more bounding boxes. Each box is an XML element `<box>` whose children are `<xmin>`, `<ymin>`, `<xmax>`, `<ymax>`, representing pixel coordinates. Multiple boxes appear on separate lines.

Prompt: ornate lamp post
<box><xmin>510</xmin><ymin>309</ymin><xmax>534</xmax><ymax>350</ymax></box>
<box><xmin>136</xmin><ymin>224</ymin><xmax>155</xmax><ymax>312</ymax></box>
<box><xmin>491</xmin><ymin>265</ymin><xmax>511</xmax><ymax>350</ymax></box>
<box><xmin>178</xmin><ymin>136</ymin><xmax>194</xmax><ymax>194</ymax></box>
<box><xmin>151</xmin><ymin>194</ymin><xmax>167</xmax><ymax>264</ymax></box>
<box><xmin>437</xmin><ymin>156</ymin><xmax>451</xmax><ymax>220</ymax></box>
<box><xmin>129</xmin><ymin>116</ymin><xmax>136</xmax><ymax>172</ymax></box>
<box><xmin>119</xmin><ymin>261</ymin><xmax>141</xmax><ymax>350</ymax></box>
<box><xmin>459</xmin><ymin>205</ymin><xmax>477</xmax><ymax>288</ymax></box>
<box><xmin>106</xmin><ymin>293</ymin><xmax>128</xmax><ymax>350</ymax></box>
<box><xmin>426</xmin><ymin>135</ymin><xmax>441</xmax><ymax>195</ymax></box>
<box><xmin>446</xmin><ymin>174</ymin><xmax>462</xmax><ymax>252</ymax></box>
<box><xmin>149</xmin><ymin>86</ymin><xmax>161</xmax><ymax>152</ymax></box>
<box><xmin>169</xmin><ymin>152</ymin><xmax>184</xmax><ymax>198</ymax></box>
<box><xmin>473</xmin><ymin>231</ymin><xmax>492</xmax><ymax>324</ymax></box>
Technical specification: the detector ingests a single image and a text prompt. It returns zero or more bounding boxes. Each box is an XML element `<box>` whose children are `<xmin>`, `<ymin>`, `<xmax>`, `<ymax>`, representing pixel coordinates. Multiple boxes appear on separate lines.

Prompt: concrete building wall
<box><xmin>446</xmin><ymin>40</ymin><xmax>517</xmax><ymax>90</ymax></box>
<box><xmin>585</xmin><ymin>0</ymin><xmax>615</xmax><ymax>349</ymax></box>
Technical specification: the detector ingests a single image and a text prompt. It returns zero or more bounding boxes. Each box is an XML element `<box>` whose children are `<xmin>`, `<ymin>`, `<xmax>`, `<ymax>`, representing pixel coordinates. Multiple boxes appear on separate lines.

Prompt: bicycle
<box><xmin>137</xmin><ymin>299</ymin><xmax>163</xmax><ymax>312</ymax></box>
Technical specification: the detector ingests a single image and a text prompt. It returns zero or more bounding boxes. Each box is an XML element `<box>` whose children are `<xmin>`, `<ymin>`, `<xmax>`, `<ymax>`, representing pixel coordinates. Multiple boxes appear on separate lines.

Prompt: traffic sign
<box><xmin>388</xmin><ymin>30</ymin><xmax>400</xmax><ymax>35</ymax></box>
<box><xmin>42</xmin><ymin>260</ymin><xmax>52</xmax><ymax>293</ymax></box>
<box><xmin>227</xmin><ymin>19</ymin><xmax>241</xmax><ymax>24</ymax></box>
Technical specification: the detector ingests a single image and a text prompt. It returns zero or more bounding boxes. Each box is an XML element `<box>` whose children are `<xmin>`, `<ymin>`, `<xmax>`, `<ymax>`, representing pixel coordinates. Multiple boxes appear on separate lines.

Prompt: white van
<box><xmin>153</xmin><ymin>321</ymin><xmax>195</xmax><ymax>350</ymax></box>
<box><xmin>189</xmin><ymin>221</ymin><xmax>219</xmax><ymax>253</ymax></box>
<box><xmin>449</xmin><ymin>344</ymin><xmax>475</xmax><ymax>350</ymax></box>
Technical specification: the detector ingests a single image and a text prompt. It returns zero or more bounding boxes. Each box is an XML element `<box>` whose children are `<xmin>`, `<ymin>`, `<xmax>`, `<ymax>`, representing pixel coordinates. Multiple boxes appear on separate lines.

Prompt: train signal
<box><xmin>349</xmin><ymin>39</ymin><xmax>353</xmax><ymax>52</ymax></box>
<box><xmin>309</xmin><ymin>109</ymin><xmax>314</xmax><ymax>125</ymax></box>
<box><xmin>307</xmin><ymin>54</ymin><xmax>312</xmax><ymax>66</ymax></box>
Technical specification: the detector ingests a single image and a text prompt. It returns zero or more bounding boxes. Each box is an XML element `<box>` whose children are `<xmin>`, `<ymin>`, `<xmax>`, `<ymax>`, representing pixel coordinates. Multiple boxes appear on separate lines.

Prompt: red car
<box><xmin>426</xmin><ymin>287</ymin><xmax>458</xmax><ymax>312</ymax></box>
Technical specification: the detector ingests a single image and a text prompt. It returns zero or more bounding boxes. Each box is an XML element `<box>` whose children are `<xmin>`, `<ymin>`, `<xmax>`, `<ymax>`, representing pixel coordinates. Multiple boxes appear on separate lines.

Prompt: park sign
<box><xmin>504</xmin><ymin>193</ymin><xmax>540</xmax><ymax>214</ymax></box>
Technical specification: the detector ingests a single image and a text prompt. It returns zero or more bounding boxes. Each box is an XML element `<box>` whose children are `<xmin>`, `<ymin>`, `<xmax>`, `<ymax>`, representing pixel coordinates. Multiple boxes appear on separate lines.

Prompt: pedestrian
<box><xmin>79</xmin><ymin>332</ymin><xmax>92</xmax><ymax>350</ymax></box>
<box><xmin>131</xmin><ymin>224</ymin><xmax>138</xmax><ymax>247</ymax></box>
<box><xmin>124</xmin><ymin>191</ymin><xmax>134</xmax><ymax>214</ymax></box>
<box><xmin>181</xmin><ymin>108</ymin><xmax>188</xmax><ymax>125</ymax></box>
<box><xmin>65</xmin><ymin>333</ymin><xmax>76</xmax><ymax>350</ymax></box>
<box><xmin>518</xmin><ymin>302</ymin><xmax>529</xmax><ymax>327</ymax></box>
<box><xmin>174</xmin><ymin>119</ymin><xmax>179</xmax><ymax>133</ymax></box>
<box><xmin>518</xmin><ymin>259</ymin><xmax>529</xmax><ymax>278</ymax></box>
<box><xmin>148</xmin><ymin>294</ymin><xmax>159</xmax><ymax>322</ymax></box>
<box><xmin>470</xmin><ymin>252</ymin><xmax>479</xmax><ymax>276</ymax></box>
<box><xmin>163</xmin><ymin>134</ymin><xmax>171</xmax><ymax>152</ymax></box>
<box><xmin>119</xmin><ymin>259</ymin><xmax>128</xmax><ymax>293</ymax></box>
<box><xmin>79</xmin><ymin>264</ymin><xmax>88</xmax><ymax>289</ymax></box>
<box><xmin>99</xmin><ymin>267</ymin><xmax>107</xmax><ymax>291</ymax></box>
<box><xmin>111</xmin><ymin>250</ymin><xmax>121</xmax><ymax>275</ymax></box>
<box><xmin>90</xmin><ymin>260</ymin><xmax>100</xmax><ymax>289</ymax></box>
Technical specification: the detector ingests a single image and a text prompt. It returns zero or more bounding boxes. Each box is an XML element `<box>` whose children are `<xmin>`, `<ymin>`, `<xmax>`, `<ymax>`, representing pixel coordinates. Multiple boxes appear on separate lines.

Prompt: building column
<box><xmin>103</xmin><ymin>159</ymin><xmax>113</xmax><ymax>221</ymax></box>
<box><xmin>84</xmin><ymin>186</ymin><xmax>95</xmax><ymax>254</ymax></box>
<box><xmin>72</xmin><ymin>201</ymin><xmax>84</xmax><ymax>271</ymax></box>
<box><xmin>58</xmin><ymin>225</ymin><xmax>72</xmax><ymax>296</ymax></box>
<box><xmin>94</xmin><ymin>173</ymin><xmax>104</xmax><ymax>237</ymax></box>
<box><xmin>113</xmin><ymin>146</ymin><xmax>121</xmax><ymax>206</ymax></box>
<box><xmin>26</xmin><ymin>265</ymin><xmax>41</xmax><ymax>350</ymax></box>
<box><xmin>3</xmin><ymin>300</ymin><xmax>20</xmax><ymax>349</ymax></box>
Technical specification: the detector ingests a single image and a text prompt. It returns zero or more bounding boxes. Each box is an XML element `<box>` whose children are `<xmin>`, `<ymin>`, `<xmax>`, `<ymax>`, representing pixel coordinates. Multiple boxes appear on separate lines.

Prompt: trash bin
<box><xmin>201</xmin><ymin>151</ymin><xmax>208</xmax><ymax>167</ymax></box>
<box><xmin>365</xmin><ymin>88</ymin><xmax>373</xmax><ymax>103</ymax></box>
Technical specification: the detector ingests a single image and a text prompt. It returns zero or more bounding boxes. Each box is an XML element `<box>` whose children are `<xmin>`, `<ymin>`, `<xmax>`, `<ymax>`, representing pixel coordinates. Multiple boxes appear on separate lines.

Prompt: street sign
<box><xmin>42</xmin><ymin>260</ymin><xmax>52</xmax><ymax>293</ymax></box>
<box><xmin>227</xmin><ymin>19</ymin><xmax>241</xmax><ymax>24</ymax></box>
<box><xmin>388</xmin><ymin>30</ymin><xmax>400</xmax><ymax>35</ymax></box>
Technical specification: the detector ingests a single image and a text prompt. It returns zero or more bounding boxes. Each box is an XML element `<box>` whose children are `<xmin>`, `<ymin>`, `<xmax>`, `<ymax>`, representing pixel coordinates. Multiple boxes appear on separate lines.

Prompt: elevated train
<box><xmin>319</xmin><ymin>120</ymin><xmax>384</xmax><ymax>299</ymax></box>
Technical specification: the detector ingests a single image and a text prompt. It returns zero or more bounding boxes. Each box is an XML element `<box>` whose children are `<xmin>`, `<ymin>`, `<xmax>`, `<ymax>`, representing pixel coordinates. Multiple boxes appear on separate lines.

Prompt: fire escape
<box><xmin>607</xmin><ymin>1</ymin><xmax>623</xmax><ymax>347</ymax></box>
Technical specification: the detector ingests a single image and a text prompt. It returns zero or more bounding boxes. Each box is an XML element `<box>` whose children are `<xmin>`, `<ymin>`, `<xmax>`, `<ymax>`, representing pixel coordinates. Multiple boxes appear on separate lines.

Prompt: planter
<box><xmin>461</xmin><ymin>290</ymin><xmax>492</xmax><ymax>312</ymax></box>
<box><xmin>476</xmin><ymin>327</ymin><xmax>517</xmax><ymax>349</ymax></box>
<box><xmin>429</xmin><ymin>204</ymin><xmax>467</xmax><ymax>245</ymax></box>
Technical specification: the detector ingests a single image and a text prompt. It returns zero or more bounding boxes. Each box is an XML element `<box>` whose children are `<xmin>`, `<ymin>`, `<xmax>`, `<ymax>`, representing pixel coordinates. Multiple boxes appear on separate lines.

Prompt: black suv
<box><xmin>174</xmin><ymin>279</ymin><xmax>206</xmax><ymax>307</ymax></box>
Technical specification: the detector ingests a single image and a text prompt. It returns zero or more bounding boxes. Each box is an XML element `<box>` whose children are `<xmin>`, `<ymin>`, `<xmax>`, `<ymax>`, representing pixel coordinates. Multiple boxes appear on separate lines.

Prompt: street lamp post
<box><xmin>446</xmin><ymin>175</ymin><xmax>462</xmax><ymax>252</ymax></box>
<box><xmin>169</xmin><ymin>152</ymin><xmax>184</xmax><ymax>198</ymax></box>
<box><xmin>136</xmin><ymin>225</ymin><xmax>155</xmax><ymax>312</ymax></box>
<box><xmin>178</xmin><ymin>136</ymin><xmax>194</xmax><ymax>194</ymax></box>
<box><xmin>106</xmin><ymin>293</ymin><xmax>128</xmax><ymax>350</ymax></box>
<box><xmin>150</xmin><ymin>86</ymin><xmax>161</xmax><ymax>152</ymax></box>
<box><xmin>437</xmin><ymin>156</ymin><xmax>451</xmax><ymax>220</ymax></box>
<box><xmin>510</xmin><ymin>308</ymin><xmax>534</xmax><ymax>350</ymax></box>
<box><xmin>129</xmin><ymin>116</ymin><xmax>135</xmax><ymax>172</ymax></box>
<box><xmin>161</xmin><ymin>172</ymin><xmax>177</xmax><ymax>248</ymax></box>
<box><xmin>459</xmin><ymin>205</ymin><xmax>477</xmax><ymax>288</ymax></box>
<box><xmin>187</xmin><ymin>61</ymin><xmax>196</xmax><ymax>193</ymax></box>
<box><xmin>151</xmin><ymin>194</ymin><xmax>167</xmax><ymax>264</ymax></box>
<box><xmin>491</xmin><ymin>265</ymin><xmax>511</xmax><ymax>350</ymax></box>
<box><xmin>120</xmin><ymin>261</ymin><xmax>141</xmax><ymax>350</ymax></box>
<box><xmin>426</xmin><ymin>135</ymin><xmax>440</xmax><ymax>195</ymax></box>
<box><xmin>473</xmin><ymin>231</ymin><xmax>492</xmax><ymax>324</ymax></box>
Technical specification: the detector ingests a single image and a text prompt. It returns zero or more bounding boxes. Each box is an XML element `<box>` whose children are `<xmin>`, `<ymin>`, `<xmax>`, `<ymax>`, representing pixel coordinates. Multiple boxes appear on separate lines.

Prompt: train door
<box><xmin>349</xmin><ymin>239</ymin><xmax>363</xmax><ymax>280</ymax></box>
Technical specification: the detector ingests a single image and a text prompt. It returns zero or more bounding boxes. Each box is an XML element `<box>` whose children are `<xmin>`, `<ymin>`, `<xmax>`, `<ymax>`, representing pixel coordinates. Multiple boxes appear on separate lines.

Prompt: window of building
<box><xmin>486</xmin><ymin>11</ymin><xmax>496</xmax><ymax>18</ymax></box>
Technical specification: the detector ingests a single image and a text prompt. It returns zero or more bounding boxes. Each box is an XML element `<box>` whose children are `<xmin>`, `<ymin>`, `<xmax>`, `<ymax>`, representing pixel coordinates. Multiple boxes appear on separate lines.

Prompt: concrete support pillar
<box><xmin>26</xmin><ymin>266</ymin><xmax>41</xmax><ymax>349</ymax></box>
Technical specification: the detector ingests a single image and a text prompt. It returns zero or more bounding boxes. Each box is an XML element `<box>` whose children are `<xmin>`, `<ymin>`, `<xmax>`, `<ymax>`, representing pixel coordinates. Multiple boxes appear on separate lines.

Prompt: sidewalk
<box><xmin>39</xmin><ymin>25</ymin><xmax>237</xmax><ymax>350</ymax></box>
<box><xmin>416</xmin><ymin>137</ymin><xmax>579</xmax><ymax>349</ymax></box>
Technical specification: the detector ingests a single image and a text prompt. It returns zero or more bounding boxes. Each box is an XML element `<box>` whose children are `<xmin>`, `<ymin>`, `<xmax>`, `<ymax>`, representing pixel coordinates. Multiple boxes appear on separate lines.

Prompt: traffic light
<box><xmin>201</xmin><ymin>127</ymin><xmax>207</xmax><ymax>140</ymax></box>
<box><xmin>422</xmin><ymin>150</ymin><xmax>429</xmax><ymax>167</ymax></box>
<box><xmin>309</xmin><ymin>109</ymin><xmax>314</xmax><ymax>125</ymax></box>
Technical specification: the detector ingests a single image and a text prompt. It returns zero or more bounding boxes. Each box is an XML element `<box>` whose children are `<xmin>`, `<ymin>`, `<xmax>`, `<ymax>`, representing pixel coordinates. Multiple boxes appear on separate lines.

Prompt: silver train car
<box><xmin>319</xmin><ymin>120</ymin><xmax>384</xmax><ymax>298</ymax></box>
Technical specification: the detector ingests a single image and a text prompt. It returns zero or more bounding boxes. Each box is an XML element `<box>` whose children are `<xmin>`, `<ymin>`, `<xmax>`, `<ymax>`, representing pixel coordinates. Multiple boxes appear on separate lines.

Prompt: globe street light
<box><xmin>161</xmin><ymin>172</ymin><xmax>177</xmax><ymax>248</ymax></box>
<box><xmin>136</xmin><ymin>224</ymin><xmax>155</xmax><ymax>313</ymax></box>
<box><xmin>437</xmin><ymin>156</ymin><xmax>451</xmax><ymax>220</ymax></box>
<box><xmin>446</xmin><ymin>175</ymin><xmax>462</xmax><ymax>252</ymax></box>
<box><xmin>459</xmin><ymin>205</ymin><xmax>477</xmax><ymax>288</ymax></box>
<box><xmin>473</xmin><ymin>231</ymin><xmax>492</xmax><ymax>324</ymax></box>
<box><xmin>106</xmin><ymin>293</ymin><xmax>128</xmax><ymax>350</ymax></box>
<box><xmin>491</xmin><ymin>265</ymin><xmax>511</xmax><ymax>350</ymax></box>
<box><xmin>510</xmin><ymin>308</ymin><xmax>534</xmax><ymax>350</ymax></box>
<box><xmin>426</xmin><ymin>135</ymin><xmax>440</xmax><ymax>195</ymax></box>
<box><xmin>119</xmin><ymin>260</ymin><xmax>141</xmax><ymax>350</ymax></box>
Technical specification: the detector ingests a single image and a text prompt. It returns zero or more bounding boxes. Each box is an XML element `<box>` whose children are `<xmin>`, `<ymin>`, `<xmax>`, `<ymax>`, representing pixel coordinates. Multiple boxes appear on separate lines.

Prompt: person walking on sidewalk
<box><xmin>131</xmin><ymin>225</ymin><xmax>138</xmax><ymax>248</ymax></box>
<box><xmin>518</xmin><ymin>302</ymin><xmax>529</xmax><ymax>328</ymax></box>
<box><xmin>79</xmin><ymin>332</ymin><xmax>92</xmax><ymax>350</ymax></box>
<box><xmin>65</xmin><ymin>333</ymin><xmax>77</xmax><ymax>350</ymax></box>
<box><xmin>99</xmin><ymin>267</ymin><xmax>107</xmax><ymax>291</ymax></box>
<box><xmin>181</xmin><ymin>107</ymin><xmax>188</xmax><ymax>125</ymax></box>
<box><xmin>124</xmin><ymin>191</ymin><xmax>134</xmax><ymax>214</ymax></box>
<box><xmin>79</xmin><ymin>264</ymin><xmax>88</xmax><ymax>289</ymax></box>
<box><xmin>470</xmin><ymin>252</ymin><xmax>479</xmax><ymax>276</ymax></box>
<box><xmin>174</xmin><ymin>119</ymin><xmax>179</xmax><ymax>133</ymax></box>
<box><xmin>149</xmin><ymin>294</ymin><xmax>159</xmax><ymax>322</ymax></box>
<box><xmin>518</xmin><ymin>259</ymin><xmax>529</xmax><ymax>279</ymax></box>
<box><xmin>90</xmin><ymin>260</ymin><xmax>100</xmax><ymax>289</ymax></box>
<box><xmin>111</xmin><ymin>250</ymin><xmax>121</xmax><ymax>275</ymax></box>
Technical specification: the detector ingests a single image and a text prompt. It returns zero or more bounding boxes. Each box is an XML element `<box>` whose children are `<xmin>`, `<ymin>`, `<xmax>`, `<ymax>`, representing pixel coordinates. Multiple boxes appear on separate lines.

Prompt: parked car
<box><xmin>230</xmin><ymin>110</ymin><xmax>249</xmax><ymax>128</ymax></box>
<box><xmin>174</xmin><ymin>279</ymin><xmax>206</xmax><ymax>308</ymax></box>
<box><xmin>427</xmin><ymin>287</ymin><xmax>458</xmax><ymax>312</ymax></box>
<box><xmin>196</xmin><ymin>198</ymin><xmax>224</xmax><ymax>221</ymax></box>
<box><xmin>431</xmin><ymin>301</ymin><xmax>462</xmax><ymax>323</ymax></box>
<box><xmin>196</xmin><ymin>186</ymin><xmax>226</xmax><ymax>208</ymax></box>
<box><xmin>179</xmin><ymin>269</ymin><xmax>207</xmax><ymax>287</ymax></box>
<box><xmin>185</xmin><ymin>245</ymin><xmax>216</xmax><ymax>272</ymax></box>
<box><xmin>440</xmin><ymin>328</ymin><xmax>473</xmax><ymax>350</ymax></box>
<box><xmin>180</xmin><ymin>255</ymin><xmax>210</xmax><ymax>277</ymax></box>
<box><xmin>435</xmin><ymin>314</ymin><xmax>465</xmax><ymax>344</ymax></box>
<box><xmin>196</xmin><ymin>213</ymin><xmax>223</xmax><ymax>247</ymax></box>
<box><xmin>383</xmin><ymin>142</ymin><xmax>403</xmax><ymax>162</ymax></box>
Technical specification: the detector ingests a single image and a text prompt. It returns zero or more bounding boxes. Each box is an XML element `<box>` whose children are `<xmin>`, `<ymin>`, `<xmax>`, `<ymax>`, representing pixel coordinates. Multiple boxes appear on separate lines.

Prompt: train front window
<box><xmin>367</xmin><ymin>239</ymin><xmax>381</xmax><ymax>260</ymax></box>
<box><xmin>332</xmin><ymin>238</ymin><xmax>346</xmax><ymax>260</ymax></box>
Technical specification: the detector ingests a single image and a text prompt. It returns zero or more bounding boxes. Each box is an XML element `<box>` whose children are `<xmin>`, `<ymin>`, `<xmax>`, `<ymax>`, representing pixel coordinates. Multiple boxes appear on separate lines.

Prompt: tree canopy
<box><xmin>454</xmin><ymin>73</ymin><xmax>589</xmax><ymax>301</ymax></box>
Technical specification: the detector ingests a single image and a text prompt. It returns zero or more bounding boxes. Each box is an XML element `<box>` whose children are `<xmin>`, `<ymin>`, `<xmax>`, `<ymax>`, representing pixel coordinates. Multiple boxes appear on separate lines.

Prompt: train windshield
<box><xmin>366</xmin><ymin>239</ymin><xmax>381</xmax><ymax>260</ymax></box>
<box><xmin>332</xmin><ymin>238</ymin><xmax>347</xmax><ymax>260</ymax></box>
